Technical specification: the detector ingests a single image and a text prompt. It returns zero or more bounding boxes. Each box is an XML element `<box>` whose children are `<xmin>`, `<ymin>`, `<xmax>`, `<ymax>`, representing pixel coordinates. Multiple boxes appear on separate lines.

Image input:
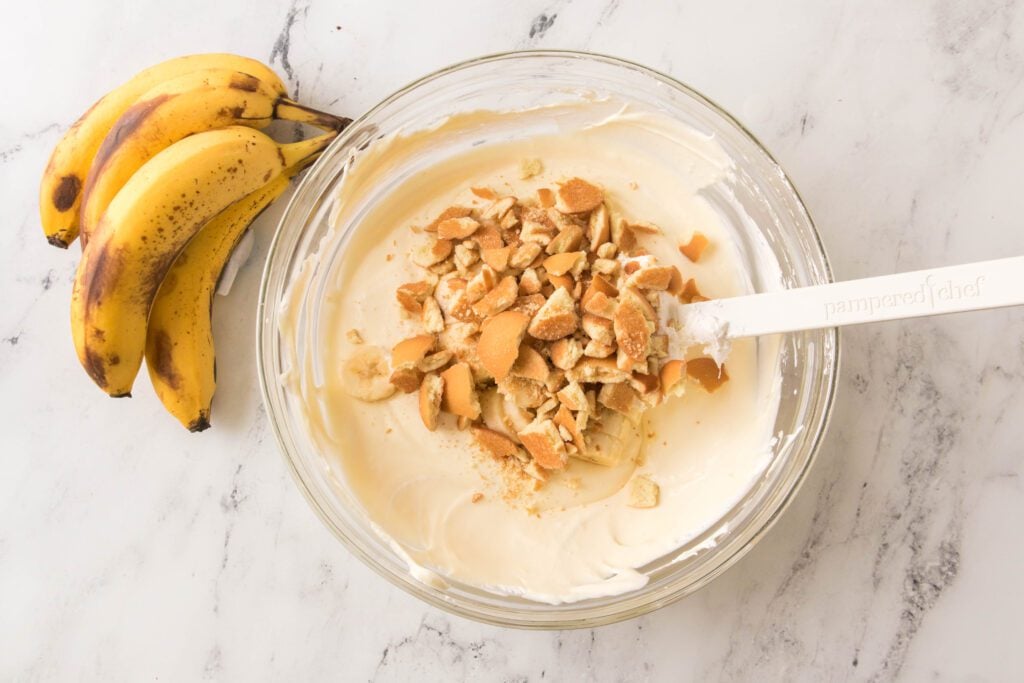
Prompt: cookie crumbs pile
<box><xmin>385</xmin><ymin>176</ymin><xmax>729</xmax><ymax>502</ymax></box>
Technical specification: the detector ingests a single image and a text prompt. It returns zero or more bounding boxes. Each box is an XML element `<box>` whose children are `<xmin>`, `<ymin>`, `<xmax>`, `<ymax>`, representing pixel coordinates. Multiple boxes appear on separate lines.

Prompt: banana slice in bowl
<box><xmin>578</xmin><ymin>408</ymin><xmax>643</xmax><ymax>467</ymax></box>
<box><xmin>341</xmin><ymin>346</ymin><xmax>396</xmax><ymax>402</ymax></box>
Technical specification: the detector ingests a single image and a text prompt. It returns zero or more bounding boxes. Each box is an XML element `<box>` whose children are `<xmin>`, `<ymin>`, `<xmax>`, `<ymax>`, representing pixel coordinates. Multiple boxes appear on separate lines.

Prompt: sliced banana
<box><xmin>502</xmin><ymin>393</ymin><xmax>535</xmax><ymax>434</ymax></box>
<box><xmin>480</xmin><ymin>388</ymin><xmax>516</xmax><ymax>440</ymax></box>
<box><xmin>575</xmin><ymin>408</ymin><xmax>642</xmax><ymax>466</ymax></box>
<box><xmin>341</xmin><ymin>345</ymin><xmax>396</xmax><ymax>402</ymax></box>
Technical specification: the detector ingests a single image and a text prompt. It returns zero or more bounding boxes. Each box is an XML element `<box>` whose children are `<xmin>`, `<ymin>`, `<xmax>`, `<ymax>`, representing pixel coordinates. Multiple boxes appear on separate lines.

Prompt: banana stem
<box><xmin>275</xmin><ymin>99</ymin><xmax>352</xmax><ymax>132</ymax></box>
<box><xmin>278</xmin><ymin>131</ymin><xmax>340</xmax><ymax>169</ymax></box>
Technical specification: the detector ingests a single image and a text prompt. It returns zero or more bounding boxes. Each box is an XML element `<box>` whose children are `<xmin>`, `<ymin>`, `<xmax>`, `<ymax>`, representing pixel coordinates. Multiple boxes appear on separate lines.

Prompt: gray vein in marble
<box><xmin>0</xmin><ymin>258</ymin><xmax>74</xmax><ymax>374</ymax></box>
<box><xmin>212</xmin><ymin>463</ymin><xmax>248</xmax><ymax>617</ymax></box>
<box><xmin>717</xmin><ymin>476</ymin><xmax>845</xmax><ymax>680</ymax></box>
<box><xmin>528</xmin><ymin>12</ymin><xmax>557</xmax><ymax>40</ymax></box>
<box><xmin>220</xmin><ymin>463</ymin><xmax>249</xmax><ymax>514</ymax></box>
<box><xmin>203</xmin><ymin>645</ymin><xmax>222</xmax><ymax>680</ymax></box>
<box><xmin>519</xmin><ymin>0</ymin><xmax>573</xmax><ymax>48</ymax></box>
<box><xmin>0</xmin><ymin>122</ymin><xmax>60</xmax><ymax>163</ymax></box>
<box><xmin>866</xmin><ymin>326</ymin><xmax>966</xmax><ymax>680</ymax></box>
<box><xmin>373</xmin><ymin>614</ymin><xmax>508</xmax><ymax>681</ymax></box>
<box><xmin>799</xmin><ymin>112</ymin><xmax>815</xmax><ymax>136</ymax></box>
<box><xmin>931</xmin><ymin>0</ymin><xmax>1015</xmax><ymax>62</ymax></box>
<box><xmin>270</xmin><ymin>0</ymin><xmax>310</xmax><ymax>99</ymax></box>
<box><xmin>1</xmin><ymin>144</ymin><xmax>23</xmax><ymax>163</ymax></box>
<box><xmin>596</xmin><ymin>0</ymin><xmax>620</xmax><ymax>27</ymax></box>
<box><xmin>700</xmin><ymin>315</ymin><xmax>999</xmax><ymax>681</ymax></box>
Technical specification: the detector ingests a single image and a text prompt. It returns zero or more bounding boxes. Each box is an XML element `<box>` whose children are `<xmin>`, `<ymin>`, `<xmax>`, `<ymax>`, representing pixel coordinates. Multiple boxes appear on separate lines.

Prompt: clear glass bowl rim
<box><xmin>257</xmin><ymin>49</ymin><xmax>840</xmax><ymax>629</ymax></box>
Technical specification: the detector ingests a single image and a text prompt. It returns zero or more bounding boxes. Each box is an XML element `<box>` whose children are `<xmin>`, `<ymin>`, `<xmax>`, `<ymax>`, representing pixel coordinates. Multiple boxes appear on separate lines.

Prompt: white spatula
<box><xmin>675</xmin><ymin>256</ymin><xmax>1024</xmax><ymax>341</ymax></box>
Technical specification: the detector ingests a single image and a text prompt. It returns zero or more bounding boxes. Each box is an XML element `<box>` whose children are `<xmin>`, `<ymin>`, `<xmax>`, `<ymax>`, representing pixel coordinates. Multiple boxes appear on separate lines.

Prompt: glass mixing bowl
<box><xmin>257</xmin><ymin>51</ymin><xmax>838</xmax><ymax>628</ymax></box>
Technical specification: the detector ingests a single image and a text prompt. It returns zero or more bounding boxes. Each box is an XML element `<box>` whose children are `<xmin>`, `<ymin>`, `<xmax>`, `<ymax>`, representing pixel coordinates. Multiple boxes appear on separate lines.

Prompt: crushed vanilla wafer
<box><xmin>520</xmin><ymin>158</ymin><xmax>543</xmax><ymax>179</ymax></box>
<box><xmin>627</xmin><ymin>475</ymin><xmax>659</xmax><ymax>508</ymax></box>
<box><xmin>680</xmin><ymin>231</ymin><xmax>710</xmax><ymax>262</ymax></box>
<box><xmin>361</xmin><ymin>175</ymin><xmax>728</xmax><ymax>493</ymax></box>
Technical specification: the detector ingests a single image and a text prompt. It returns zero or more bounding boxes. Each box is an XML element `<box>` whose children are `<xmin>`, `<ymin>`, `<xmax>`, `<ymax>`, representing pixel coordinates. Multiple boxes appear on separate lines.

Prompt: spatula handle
<box><xmin>684</xmin><ymin>256</ymin><xmax>1024</xmax><ymax>339</ymax></box>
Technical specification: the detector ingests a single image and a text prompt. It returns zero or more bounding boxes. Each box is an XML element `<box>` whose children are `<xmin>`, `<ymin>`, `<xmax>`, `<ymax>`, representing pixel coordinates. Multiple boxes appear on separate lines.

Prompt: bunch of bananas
<box><xmin>41</xmin><ymin>53</ymin><xmax>348</xmax><ymax>431</ymax></box>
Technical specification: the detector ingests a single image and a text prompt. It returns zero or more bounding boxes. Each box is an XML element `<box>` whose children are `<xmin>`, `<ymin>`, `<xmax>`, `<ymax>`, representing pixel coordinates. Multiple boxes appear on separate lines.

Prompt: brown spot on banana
<box><xmin>80</xmin><ymin>94</ymin><xmax>177</xmax><ymax>222</ymax></box>
<box><xmin>51</xmin><ymin>175</ymin><xmax>81</xmax><ymax>212</ymax></box>
<box><xmin>148</xmin><ymin>328</ymin><xmax>182</xmax><ymax>392</ymax></box>
<box><xmin>47</xmin><ymin>233</ymin><xmax>71</xmax><ymax>249</ymax></box>
<box><xmin>229</xmin><ymin>73</ymin><xmax>261</xmax><ymax>92</ymax></box>
<box><xmin>81</xmin><ymin>242</ymin><xmax>125</xmax><ymax>316</ymax></box>
<box><xmin>161</xmin><ymin>269</ymin><xmax>180</xmax><ymax>291</ymax></box>
<box><xmin>189</xmin><ymin>411</ymin><xmax>212</xmax><ymax>433</ymax></box>
<box><xmin>83</xmin><ymin>347</ymin><xmax>108</xmax><ymax>388</ymax></box>
<box><xmin>149</xmin><ymin>250</ymin><xmax>183</xmax><ymax>291</ymax></box>
<box><xmin>226</xmin><ymin>105</ymin><xmax>247</xmax><ymax>119</ymax></box>
<box><xmin>88</xmin><ymin>94</ymin><xmax>176</xmax><ymax>177</ymax></box>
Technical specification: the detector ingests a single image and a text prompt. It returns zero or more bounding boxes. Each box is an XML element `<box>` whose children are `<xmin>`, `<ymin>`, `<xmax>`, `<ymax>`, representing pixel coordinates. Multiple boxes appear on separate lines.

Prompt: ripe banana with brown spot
<box><xmin>144</xmin><ymin>169</ymin><xmax>301</xmax><ymax>431</ymax></box>
<box><xmin>78</xmin><ymin>67</ymin><xmax>348</xmax><ymax>245</ymax></box>
<box><xmin>39</xmin><ymin>53</ymin><xmax>289</xmax><ymax>248</ymax></box>
<box><xmin>71</xmin><ymin>126</ymin><xmax>337</xmax><ymax>397</ymax></box>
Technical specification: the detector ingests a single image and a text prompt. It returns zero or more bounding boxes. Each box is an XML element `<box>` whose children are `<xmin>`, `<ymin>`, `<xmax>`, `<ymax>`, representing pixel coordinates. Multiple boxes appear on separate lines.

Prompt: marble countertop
<box><xmin>3</xmin><ymin>0</ymin><xmax>1023</xmax><ymax>680</ymax></box>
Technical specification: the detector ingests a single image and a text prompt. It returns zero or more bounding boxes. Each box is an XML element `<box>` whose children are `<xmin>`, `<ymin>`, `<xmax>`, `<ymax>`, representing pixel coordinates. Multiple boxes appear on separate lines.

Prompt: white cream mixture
<box><xmin>281</xmin><ymin>100</ymin><xmax>783</xmax><ymax>604</ymax></box>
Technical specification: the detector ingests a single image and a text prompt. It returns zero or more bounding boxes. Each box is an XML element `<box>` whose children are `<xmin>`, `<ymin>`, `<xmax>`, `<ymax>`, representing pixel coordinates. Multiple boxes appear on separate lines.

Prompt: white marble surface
<box><xmin>3</xmin><ymin>0</ymin><xmax>1024</xmax><ymax>680</ymax></box>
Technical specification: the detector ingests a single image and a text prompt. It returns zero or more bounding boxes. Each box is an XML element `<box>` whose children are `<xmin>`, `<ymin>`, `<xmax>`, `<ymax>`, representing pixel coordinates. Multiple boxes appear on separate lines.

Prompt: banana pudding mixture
<box><xmin>282</xmin><ymin>102</ymin><xmax>784</xmax><ymax>603</ymax></box>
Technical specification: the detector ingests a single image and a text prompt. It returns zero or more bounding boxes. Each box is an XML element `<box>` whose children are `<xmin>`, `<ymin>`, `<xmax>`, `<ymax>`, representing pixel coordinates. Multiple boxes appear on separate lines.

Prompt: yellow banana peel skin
<box><xmin>142</xmin><ymin>133</ymin><xmax>336</xmax><ymax>430</ymax></box>
<box><xmin>77</xmin><ymin>68</ymin><xmax>284</xmax><ymax>245</ymax></box>
<box><xmin>71</xmin><ymin>126</ymin><xmax>290</xmax><ymax>397</ymax></box>
<box><xmin>145</xmin><ymin>174</ymin><xmax>291</xmax><ymax>431</ymax></box>
<box><xmin>43</xmin><ymin>50</ymin><xmax>347</xmax><ymax>430</ymax></box>
<box><xmin>39</xmin><ymin>53</ymin><xmax>287</xmax><ymax>248</ymax></box>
